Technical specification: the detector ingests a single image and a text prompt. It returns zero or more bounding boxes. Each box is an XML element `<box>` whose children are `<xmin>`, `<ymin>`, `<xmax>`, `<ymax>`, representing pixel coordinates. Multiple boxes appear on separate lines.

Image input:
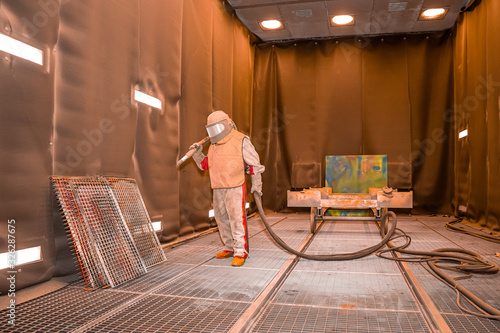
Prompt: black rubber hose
<box><xmin>377</xmin><ymin>238</ymin><xmax>500</xmax><ymax>319</ymax></box>
<box><xmin>428</xmin><ymin>260</ymin><xmax>500</xmax><ymax>317</ymax></box>
<box><xmin>253</xmin><ymin>192</ymin><xmax>398</xmax><ymax>261</ymax></box>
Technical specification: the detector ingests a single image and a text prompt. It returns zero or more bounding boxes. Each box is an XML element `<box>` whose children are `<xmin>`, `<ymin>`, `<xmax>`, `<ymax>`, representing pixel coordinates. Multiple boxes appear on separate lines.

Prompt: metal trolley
<box><xmin>287</xmin><ymin>187</ymin><xmax>413</xmax><ymax>233</ymax></box>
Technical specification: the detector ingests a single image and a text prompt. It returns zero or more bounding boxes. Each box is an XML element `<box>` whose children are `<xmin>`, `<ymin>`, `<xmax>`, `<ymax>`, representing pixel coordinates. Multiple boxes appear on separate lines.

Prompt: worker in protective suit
<box><xmin>191</xmin><ymin>111</ymin><xmax>265</xmax><ymax>267</ymax></box>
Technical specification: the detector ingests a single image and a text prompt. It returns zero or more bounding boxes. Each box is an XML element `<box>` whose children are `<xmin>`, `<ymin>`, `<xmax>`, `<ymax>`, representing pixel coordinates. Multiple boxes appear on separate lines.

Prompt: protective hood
<box><xmin>206</xmin><ymin>111</ymin><xmax>234</xmax><ymax>143</ymax></box>
<box><xmin>206</xmin><ymin>119</ymin><xmax>232</xmax><ymax>143</ymax></box>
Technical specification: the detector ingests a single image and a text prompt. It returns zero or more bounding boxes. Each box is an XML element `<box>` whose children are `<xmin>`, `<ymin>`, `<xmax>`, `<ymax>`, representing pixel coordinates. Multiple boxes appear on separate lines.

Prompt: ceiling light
<box><xmin>260</xmin><ymin>20</ymin><xmax>283</xmax><ymax>30</ymax></box>
<box><xmin>331</xmin><ymin>15</ymin><xmax>354</xmax><ymax>26</ymax></box>
<box><xmin>421</xmin><ymin>8</ymin><xmax>447</xmax><ymax>20</ymax></box>
<box><xmin>0</xmin><ymin>33</ymin><xmax>43</xmax><ymax>65</ymax></box>
<box><xmin>134</xmin><ymin>90</ymin><xmax>162</xmax><ymax>110</ymax></box>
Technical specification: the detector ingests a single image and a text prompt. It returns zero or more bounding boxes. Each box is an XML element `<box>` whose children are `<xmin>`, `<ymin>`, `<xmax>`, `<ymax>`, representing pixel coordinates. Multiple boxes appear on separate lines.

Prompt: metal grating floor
<box><xmin>1</xmin><ymin>213</ymin><xmax>500</xmax><ymax>332</ymax></box>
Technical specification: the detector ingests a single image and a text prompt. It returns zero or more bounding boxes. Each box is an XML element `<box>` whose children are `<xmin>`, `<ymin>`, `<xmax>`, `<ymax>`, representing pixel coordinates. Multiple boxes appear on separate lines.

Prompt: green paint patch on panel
<box><xmin>325</xmin><ymin>155</ymin><xmax>387</xmax><ymax>216</ymax></box>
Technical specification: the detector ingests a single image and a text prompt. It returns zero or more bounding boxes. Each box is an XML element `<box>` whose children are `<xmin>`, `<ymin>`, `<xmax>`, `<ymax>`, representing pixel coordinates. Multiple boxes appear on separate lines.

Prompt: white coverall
<box><xmin>193</xmin><ymin>135</ymin><xmax>264</xmax><ymax>258</ymax></box>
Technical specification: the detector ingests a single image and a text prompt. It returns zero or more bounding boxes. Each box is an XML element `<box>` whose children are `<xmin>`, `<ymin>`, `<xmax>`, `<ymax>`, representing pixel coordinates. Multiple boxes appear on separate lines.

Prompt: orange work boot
<box><xmin>231</xmin><ymin>256</ymin><xmax>245</xmax><ymax>266</ymax></box>
<box><xmin>215</xmin><ymin>251</ymin><xmax>234</xmax><ymax>259</ymax></box>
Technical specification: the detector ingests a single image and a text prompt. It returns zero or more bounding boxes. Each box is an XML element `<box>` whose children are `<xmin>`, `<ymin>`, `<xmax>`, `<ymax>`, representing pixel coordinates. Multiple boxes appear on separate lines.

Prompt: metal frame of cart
<box><xmin>287</xmin><ymin>187</ymin><xmax>413</xmax><ymax>233</ymax></box>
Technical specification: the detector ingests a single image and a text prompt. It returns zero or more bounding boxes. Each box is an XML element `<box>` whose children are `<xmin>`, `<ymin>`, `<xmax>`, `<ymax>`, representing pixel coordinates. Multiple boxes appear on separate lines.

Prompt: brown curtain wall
<box><xmin>252</xmin><ymin>35</ymin><xmax>455</xmax><ymax>213</ymax></box>
<box><xmin>0</xmin><ymin>0</ymin><xmax>254</xmax><ymax>293</ymax></box>
<box><xmin>453</xmin><ymin>0</ymin><xmax>500</xmax><ymax>233</ymax></box>
<box><xmin>1</xmin><ymin>0</ymin><xmax>499</xmax><ymax>294</ymax></box>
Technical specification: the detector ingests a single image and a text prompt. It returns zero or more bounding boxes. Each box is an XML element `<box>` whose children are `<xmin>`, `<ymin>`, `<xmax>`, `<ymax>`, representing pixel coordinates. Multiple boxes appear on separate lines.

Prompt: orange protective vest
<box><xmin>207</xmin><ymin>130</ymin><xmax>247</xmax><ymax>189</ymax></box>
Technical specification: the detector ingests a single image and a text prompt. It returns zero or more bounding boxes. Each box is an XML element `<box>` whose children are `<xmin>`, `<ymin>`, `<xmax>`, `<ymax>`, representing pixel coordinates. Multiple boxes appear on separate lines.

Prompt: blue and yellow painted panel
<box><xmin>325</xmin><ymin>155</ymin><xmax>387</xmax><ymax>216</ymax></box>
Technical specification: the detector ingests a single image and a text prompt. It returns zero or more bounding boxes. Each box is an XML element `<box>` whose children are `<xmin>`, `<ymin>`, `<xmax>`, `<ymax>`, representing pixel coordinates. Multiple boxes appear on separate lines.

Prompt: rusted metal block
<box><xmin>329</xmin><ymin>193</ymin><xmax>372</xmax><ymax>200</ymax></box>
<box><xmin>287</xmin><ymin>190</ymin><xmax>321</xmax><ymax>208</ymax></box>
<box><xmin>302</xmin><ymin>187</ymin><xmax>332</xmax><ymax>199</ymax></box>
<box><xmin>377</xmin><ymin>191</ymin><xmax>413</xmax><ymax>208</ymax></box>
<box><xmin>288</xmin><ymin>187</ymin><xmax>413</xmax><ymax>210</ymax></box>
<box><xmin>320</xmin><ymin>198</ymin><xmax>378</xmax><ymax>209</ymax></box>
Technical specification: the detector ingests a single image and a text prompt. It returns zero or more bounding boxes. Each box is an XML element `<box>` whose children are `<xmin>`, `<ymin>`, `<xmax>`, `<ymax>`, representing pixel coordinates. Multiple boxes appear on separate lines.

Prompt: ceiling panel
<box><xmin>280</xmin><ymin>2</ymin><xmax>330</xmax><ymax>39</ymax></box>
<box><xmin>225</xmin><ymin>0</ymin><xmax>471</xmax><ymax>42</ymax></box>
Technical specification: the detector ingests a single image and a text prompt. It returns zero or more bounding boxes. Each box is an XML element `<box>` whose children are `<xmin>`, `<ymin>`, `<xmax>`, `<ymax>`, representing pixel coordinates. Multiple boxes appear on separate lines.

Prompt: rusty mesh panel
<box><xmin>51</xmin><ymin>176</ymin><xmax>148</xmax><ymax>289</ymax></box>
<box><xmin>51</xmin><ymin>176</ymin><xmax>110</xmax><ymax>289</ymax></box>
<box><xmin>104</xmin><ymin>176</ymin><xmax>166</xmax><ymax>267</ymax></box>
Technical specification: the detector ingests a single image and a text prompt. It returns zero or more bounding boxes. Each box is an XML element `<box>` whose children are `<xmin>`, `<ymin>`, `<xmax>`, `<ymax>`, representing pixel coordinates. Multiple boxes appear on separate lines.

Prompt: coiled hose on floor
<box><xmin>252</xmin><ymin>192</ymin><xmax>398</xmax><ymax>261</ymax></box>
<box><xmin>253</xmin><ymin>192</ymin><xmax>500</xmax><ymax>320</ymax></box>
<box><xmin>377</xmin><ymin>237</ymin><xmax>500</xmax><ymax>320</ymax></box>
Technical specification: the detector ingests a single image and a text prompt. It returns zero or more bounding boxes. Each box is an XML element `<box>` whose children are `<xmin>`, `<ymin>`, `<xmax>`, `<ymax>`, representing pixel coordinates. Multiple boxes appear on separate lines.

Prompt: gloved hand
<box><xmin>189</xmin><ymin>143</ymin><xmax>202</xmax><ymax>152</ymax></box>
<box><xmin>251</xmin><ymin>174</ymin><xmax>263</xmax><ymax>196</ymax></box>
<box><xmin>190</xmin><ymin>142</ymin><xmax>205</xmax><ymax>164</ymax></box>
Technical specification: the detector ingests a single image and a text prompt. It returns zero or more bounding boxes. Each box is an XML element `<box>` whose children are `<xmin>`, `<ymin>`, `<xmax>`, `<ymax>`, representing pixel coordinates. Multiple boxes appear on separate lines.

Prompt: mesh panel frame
<box><xmin>51</xmin><ymin>176</ymin><xmax>164</xmax><ymax>290</ymax></box>
<box><xmin>104</xmin><ymin>177</ymin><xmax>166</xmax><ymax>267</ymax></box>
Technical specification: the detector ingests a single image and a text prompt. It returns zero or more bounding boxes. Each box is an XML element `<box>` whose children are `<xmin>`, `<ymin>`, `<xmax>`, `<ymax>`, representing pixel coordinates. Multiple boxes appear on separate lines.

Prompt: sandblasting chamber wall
<box><xmin>453</xmin><ymin>0</ymin><xmax>500</xmax><ymax>233</ymax></box>
<box><xmin>0</xmin><ymin>0</ymin><xmax>254</xmax><ymax>293</ymax></box>
<box><xmin>251</xmin><ymin>35</ymin><xmax>455</xmax><ymax>214</ymax></box>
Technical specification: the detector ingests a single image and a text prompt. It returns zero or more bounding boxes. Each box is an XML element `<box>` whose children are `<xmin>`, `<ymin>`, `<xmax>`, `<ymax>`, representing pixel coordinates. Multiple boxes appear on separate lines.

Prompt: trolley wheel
<box><xmin>310</xmin><ymin>207</ymin><xmax>319</xmax><ymax>234</ymax></box>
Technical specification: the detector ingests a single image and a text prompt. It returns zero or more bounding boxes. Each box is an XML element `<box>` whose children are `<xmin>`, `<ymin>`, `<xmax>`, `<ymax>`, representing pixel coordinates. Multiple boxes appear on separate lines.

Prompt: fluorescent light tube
<box><xmin>459</xmin><ymin>129</ymin><xmax>468</xmax><ymax>139</ymax></box>
<box><xmin>151</xmin><ymin>221</ymin><xmax>162</xmax><ymax>232</ymax></box>
<box><xmin>0</xmin><ymin>246</ymin><xmax>42</xmax><ymax>270</ymax></box>
<box><xmin>0</xmin><ymin>33</ymin><xmax>43</xmax><ymax>65</ymax></box>
<box><xmin>134</xmin><ymin>90</ymin><xmax>162</xmax><ymax>110</ymax></box>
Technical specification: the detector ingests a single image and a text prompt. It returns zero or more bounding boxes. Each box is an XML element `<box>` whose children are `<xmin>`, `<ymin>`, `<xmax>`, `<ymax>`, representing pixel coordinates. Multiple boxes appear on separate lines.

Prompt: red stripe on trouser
<box><xmin>241</xmin><ymin>182</ymin><xmax>248</xmax><ymax>257</ymax></box>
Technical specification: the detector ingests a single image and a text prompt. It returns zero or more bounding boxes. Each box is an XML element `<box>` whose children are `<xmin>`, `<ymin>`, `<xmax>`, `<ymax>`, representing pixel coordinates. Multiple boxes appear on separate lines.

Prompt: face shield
<box><xmin>206</xmin><ymin>119</ymin><xmax>232</xmax><ymax>143</ymax></box>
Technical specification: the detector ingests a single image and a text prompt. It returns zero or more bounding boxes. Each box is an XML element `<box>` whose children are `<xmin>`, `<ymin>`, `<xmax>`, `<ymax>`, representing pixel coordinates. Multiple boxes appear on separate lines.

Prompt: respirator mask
<box><xmin>206</xmin><ymin>119</ymin><xmax>232</xmax><ymax>143</ymax></box>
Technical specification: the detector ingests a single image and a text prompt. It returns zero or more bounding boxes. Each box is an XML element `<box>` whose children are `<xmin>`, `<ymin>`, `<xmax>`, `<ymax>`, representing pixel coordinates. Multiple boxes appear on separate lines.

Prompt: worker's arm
<box><xmin>242</xmin><ymin>138</ymin><xmax>265</xmax><ymax>195</ymax></box>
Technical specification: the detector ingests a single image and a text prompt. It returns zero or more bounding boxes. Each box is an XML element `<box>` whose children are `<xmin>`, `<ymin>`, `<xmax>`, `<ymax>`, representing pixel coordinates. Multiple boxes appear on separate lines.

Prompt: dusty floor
<box><xmin>1</xmin><ymin>213</ymin><xmax>499</xmax><ymax>332</ymax></box>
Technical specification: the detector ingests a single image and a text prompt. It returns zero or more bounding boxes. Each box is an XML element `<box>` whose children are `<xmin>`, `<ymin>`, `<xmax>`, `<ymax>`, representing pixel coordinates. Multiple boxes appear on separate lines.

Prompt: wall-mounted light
<box><xmin>134</xmin><ymin>90</ymin><xmax>162</xmax><ymax>110</ymax></box>
<box><xmin>151</xmin><ymin>221</ymin><xmax>162</xmax><ymax>232</ymax></box>
<box><xmin>0</xmin><ymin>33</ymin><xmax>43</xmax><ymax>65</ymax></box>
<box><xmin>331</xmin><ymin>15</ymin><xmax>355</xmax><ymax>26</ymax></box>
<box><xmin>0</xmin><ymin>246</ymin><xmax>42</xmax><ymax>270</ymax></box>
<box><xmin>420</xmin><ymin>8</ymin><xmax>448</xmax><ymax>20</ymax></box>
<box><xmin>259</xmin><ymin>20</ymin><xmax>283</xmax><ymax>30</ymax></box>
<box><xmin>459</xmin><ymin>129</ymin><xmax>468</xmax><ymax>139</ymax></box>
<box><xmin>209</xmin><ymin>209</ymin><xmax>215</xmax><ymax>218</ymax></box>
<box><xmin>245</xmin><ymin>202</ymin><xmax>250</xmax><ymax>209</ymax></box>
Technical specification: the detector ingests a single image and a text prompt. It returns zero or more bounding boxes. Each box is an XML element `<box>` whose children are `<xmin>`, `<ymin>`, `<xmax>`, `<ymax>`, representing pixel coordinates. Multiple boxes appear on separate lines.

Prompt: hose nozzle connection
<box><xmin>176</xmin><ymin>136</ymin><xmax>210</xmax><ymax>167</ymax></box>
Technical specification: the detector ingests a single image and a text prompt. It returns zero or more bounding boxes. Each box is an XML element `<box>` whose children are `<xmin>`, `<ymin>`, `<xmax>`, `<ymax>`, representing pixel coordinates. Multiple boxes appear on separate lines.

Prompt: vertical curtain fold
<box><xmin>453</xmin><ymin>0</ymin><xmax>500</xmax><ymax>232</ymax></box>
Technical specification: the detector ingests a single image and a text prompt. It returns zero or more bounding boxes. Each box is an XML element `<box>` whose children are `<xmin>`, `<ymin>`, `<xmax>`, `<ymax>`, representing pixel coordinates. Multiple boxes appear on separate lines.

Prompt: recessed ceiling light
<box><xmin>421</xmin><ymin>8</ymin><xmax>447</xmax><ymax>20</ymax></box>
<box><xmin>260</xmin><ymin>20</ymin><xmax>283</xmax><ymax>30</ymax></box>
<box><xmin>331</xmin><ymin>15</ymin><xmax>355</xmax><ymax>26</ymax></box>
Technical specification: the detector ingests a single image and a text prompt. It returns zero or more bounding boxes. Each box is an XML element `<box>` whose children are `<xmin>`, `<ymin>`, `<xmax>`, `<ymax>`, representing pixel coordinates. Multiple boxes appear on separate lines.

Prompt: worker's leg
<box><xmin>213</xmin><ymin>188</ymin><xmax>234</xmax><ymax>253</ymax></box>
<box><xmin>224</xmin><ymin>184</ymin><xmax>248</xmax><ymax>258</ymax></box>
